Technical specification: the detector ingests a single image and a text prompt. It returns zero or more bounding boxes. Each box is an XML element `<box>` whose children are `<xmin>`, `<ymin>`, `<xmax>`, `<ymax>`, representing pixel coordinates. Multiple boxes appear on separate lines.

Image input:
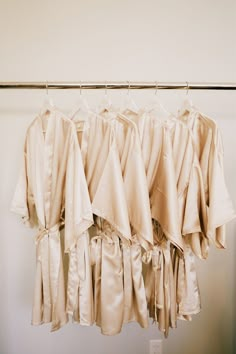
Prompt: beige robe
<box><xmin>137</xmin><ymin>112</ymin><xmax>201</xmax><ymax>334</ymax></box>
<box><xmin>149</xmin><ymin>117</ymin><xmax>202</xmax><ymax>329</ymax></box>
<box><xmin>124</xmin><ymin>110</ymin><xmax>180</xmax><ymax>336</ymax></box>
<box><xmin>69</xmin><ymin>111</ymin><xmax>131</xmax><ymax>334</ymax></box>
<box><xmin>178</xmin><ymin>108</ymin><xmax>236</xmax><ymax>253</ymax></box>
<box><xmin>112</xmin><ymin>110</ymin><xmax>152</xmax><ymax>329</ymax></box>
<box><xmin>11</xmin><ymin>107</ymin><xmax>93</xmax><ymax>331</ymax></box>
<box><xmin>169</xmin><ymin>119</ymin><xmax>202</xmax><ymax>320</ymax></box>
<box><xmin>93</xmin><ymin>109</ymin><xmax>150</xmax><ymax>331</ymax></box>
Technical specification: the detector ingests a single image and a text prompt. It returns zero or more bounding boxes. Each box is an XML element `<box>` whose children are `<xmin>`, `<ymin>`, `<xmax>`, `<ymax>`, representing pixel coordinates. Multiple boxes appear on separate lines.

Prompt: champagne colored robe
<box><xmin>69</xmin><ymin>111</ymin><xmax>131</xmax><ymax>334</ymax></box>
<box><xmin>124</xmin><ymin>110</ymin><xmax>181</xmax><ymax>336</ymax></box>
<box><xmin>178</xmin><ymin>108</ymin><xmax>236</xmax><ymax>253</ymax></box>
<box><xmin>112</xmin><ymin>110</ymin><xmax>152</xmax><ymax>329</ymax></box>
<box><xmin>94</xmin><ymin>109</ymin><xmax>150</xmax><ymax>331</ymax></box>
<box><xmin>11</xmin><ymin>107</ymin><xmax>94</xmax><ymax>331</ymax></box>
<box><xmin>137</xmin><ymin>112</ymin><xmax>202</xmax><ymax>334</ymax></box>
<box><xmin>169</xmin><ymin>119</ymin><xmax>202</xmax><ymax>321</ymax></box>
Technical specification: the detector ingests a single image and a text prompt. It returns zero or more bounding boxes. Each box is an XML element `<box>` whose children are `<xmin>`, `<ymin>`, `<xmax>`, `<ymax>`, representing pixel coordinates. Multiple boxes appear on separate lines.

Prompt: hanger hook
<box><xmin>127</xmin><ymin>81</ymin><xmax>131</xmax><ymax>95</ymax></box>
<box><xmin>105</xmin><ymin>81</ymin><xmax>108</xmax><ymax>95</ymax></box>
<box><xmin>155</xmin><ymin>81</ymin><xmax>158</xmax><ymax>95</ymax></box>
<box><xmin>80</xmin><ymin>81</ymin><xmax>82</xmax><ymax>96</ymax></box>
<box><xmin>186</xmin><ymin>81</ymin><xmax>189</xmax><ymax>95</ymax></box>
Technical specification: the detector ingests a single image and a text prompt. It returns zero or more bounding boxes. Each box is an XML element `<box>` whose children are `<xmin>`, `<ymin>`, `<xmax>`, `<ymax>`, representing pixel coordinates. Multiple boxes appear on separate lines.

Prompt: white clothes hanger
<box><xmin>40</xmin><ymin>81</ymin><xmax>54</xmax><ymax>116</ymax></box>
<box><xmin>146</xmin><ymin>82</ymin><xmax>171</xmax><ymax>117</ymax></box>
<box><xmin>71</xmin><ymin>81</ymin><xmax>91</xmax><ymax>122</ymax></box>
<box><xmin>98</xmin><ymin>81</ymin><xmax>113</xmax><ymax>114</ymax></box>
<box><xmin>177</xmin><ymin>81</ymin><xmax>195</xmax><ymax>116</ymax></box>
<box><xmin>121</xmin><ymin>81</ymin><xmax>139</xmax><ymax>114</ymax></box>
<box><xmin>143</xmin><ymin>82</ymin><xmax>177</xmax><ymax>127</ymax></box>
<box><xmin>39</xmin><ymin>81</ymin><xmax>55</xmax><ymax>134</ymax></box>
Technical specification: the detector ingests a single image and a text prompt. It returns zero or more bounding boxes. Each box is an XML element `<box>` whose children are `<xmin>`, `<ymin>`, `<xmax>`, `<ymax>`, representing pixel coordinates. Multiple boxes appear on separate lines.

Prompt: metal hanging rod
<box><xmin>0</xmin><ymin>81</ymin><xmax>236</xmax><ymax>90</ymax></box>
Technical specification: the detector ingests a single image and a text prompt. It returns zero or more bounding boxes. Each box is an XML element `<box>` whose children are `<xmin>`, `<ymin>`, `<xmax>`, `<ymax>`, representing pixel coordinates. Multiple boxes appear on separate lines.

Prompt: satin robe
<box><xmin>146</xmin><ymin>116</ymin><xmax>202</xmax><ymax>330</ymax></box>
<box><xmin>11</xmin><ymin>107</ymin><xmax>94</xmax><ymax>331</ymax></box>
<box><xmin>68</xmin><ymin>112</ymin><xmax>131</xmax><ymax>333</ymax></box>
<box><xmin>111</xmin><ymin>110</ymin><xmax>152</xmax><ymax>329</ymax></box>
<box><xmin>90</xmin><ymin>110</ymin><xmax>149</xmax><ymax>332</ymax></box>
<box><xmin>169</xmin><ymin>119</ymin><xmax>202</xmax><ymax>320</ymax></box>
<box><xmin>178</xmin><ymin>108</ymin><xmax>236</xmax><ymax>252</ymax></box>
<box><xmin>125</xmin><ymin>111</ymin><xmax>181</xmax><ymax>336</ymax></box>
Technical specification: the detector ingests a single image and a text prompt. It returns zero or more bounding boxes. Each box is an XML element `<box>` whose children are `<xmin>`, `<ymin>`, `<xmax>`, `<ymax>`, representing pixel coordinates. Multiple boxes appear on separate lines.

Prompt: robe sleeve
<box><xmin>10</xmin><ymin>138</ymin><xmax>36</xmax><ymax>227</ymax></box>
<box><xmin>180</xmin><ymin>135</ymin><xmax>204</xmax><ymax>236</ymax></box>
<box><xmin>207</xmin><ymin>130</ymin><xmax>236</xmax><ymax>246</ymax></box>
<box><xmin>182</xmin><ymin>162</ymin><xmax>203</xmax><ymax>236</ymax></box>
<box><xmin>64</xmin><ymin>126</ymin><xmax>94</xmax><ymax>253</ymax></box>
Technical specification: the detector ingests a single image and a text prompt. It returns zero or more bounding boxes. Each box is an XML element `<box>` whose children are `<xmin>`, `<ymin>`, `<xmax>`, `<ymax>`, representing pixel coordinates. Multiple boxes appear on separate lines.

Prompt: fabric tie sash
<box><xmin>33</xmin><ymin>221</ymin><xmax>66</xmax><ymax>331</ymax></box>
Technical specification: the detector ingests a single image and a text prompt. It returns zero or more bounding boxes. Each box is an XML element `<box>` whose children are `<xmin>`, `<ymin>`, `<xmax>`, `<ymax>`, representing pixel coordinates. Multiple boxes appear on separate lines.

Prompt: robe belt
<box><xmin>142</xmin><ymin>242</ymin><xmax>171</xmax><ymax>327</ymax></box>
<box><xmin>142</xmin><ymin>245</ymin><xmax>162</xmax><ymax>270</ymax></box>
<box><xmin>35</xmin><ymin>220</ymin><xmax>64</xmax><ymax>245</ymax></box>
<box><xmin>90</xmin><ymin>227</ymin><xmax>137</xmax><ymax>264</ymax></box>
<box><xmin>35</xmin><ymin>221</ymin><xmax>63</xmax><ymax>326</ymax></box>
<box><xmin>90</xmin><ymin>228</ymin><xmax>121</xmax><ymax>266</ymax></box>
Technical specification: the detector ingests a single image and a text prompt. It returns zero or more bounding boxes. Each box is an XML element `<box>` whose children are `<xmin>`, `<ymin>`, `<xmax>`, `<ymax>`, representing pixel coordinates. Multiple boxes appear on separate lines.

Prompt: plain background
<box><xmin>0</xmin><ymin>1</ymin><xmax>236</xmax><ymax>354</ymax></box>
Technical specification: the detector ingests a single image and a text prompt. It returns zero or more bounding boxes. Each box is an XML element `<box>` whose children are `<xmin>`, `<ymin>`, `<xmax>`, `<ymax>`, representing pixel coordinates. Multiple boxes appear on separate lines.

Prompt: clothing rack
<box><xmin>0</xmin><ymin>81</ymin><xmax>236</xmax><ymax>90</ymax></box>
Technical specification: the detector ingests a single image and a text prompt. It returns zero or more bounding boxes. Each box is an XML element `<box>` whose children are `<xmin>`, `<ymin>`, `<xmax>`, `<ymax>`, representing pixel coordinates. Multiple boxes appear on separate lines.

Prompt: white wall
<box><xmin>0</xmin><ymin>1</ymin><xmax>236</xmax><ymax>354</ymax></box>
